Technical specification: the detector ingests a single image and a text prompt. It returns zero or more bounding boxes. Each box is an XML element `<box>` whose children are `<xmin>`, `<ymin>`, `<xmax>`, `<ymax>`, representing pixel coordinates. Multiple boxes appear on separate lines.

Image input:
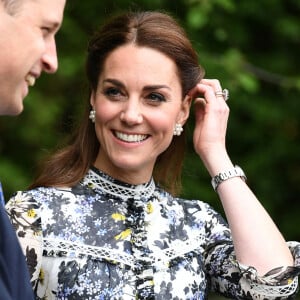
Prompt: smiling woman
<box><xmin>5</xmin><ymin>10</ymin><xmax>300</xmax><ymax>300</ymax></box>
<box><xmin>90</xmin><ymin>44</ymin><xmax>190</xmax><ymax>184</ymax></box>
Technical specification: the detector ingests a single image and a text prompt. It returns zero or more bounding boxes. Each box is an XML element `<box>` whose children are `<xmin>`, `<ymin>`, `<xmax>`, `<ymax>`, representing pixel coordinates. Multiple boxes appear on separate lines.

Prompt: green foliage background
<box><xmin>0</xmin><ymin>1</ymin><xmax>299</xmax><ymax>298</ymax></box>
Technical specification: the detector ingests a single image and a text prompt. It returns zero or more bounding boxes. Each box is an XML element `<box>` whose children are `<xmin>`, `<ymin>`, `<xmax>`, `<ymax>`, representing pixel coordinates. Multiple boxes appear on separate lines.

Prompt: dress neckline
<box><xmin>81</xmin><ymin>167</ymin><xmax>156</xmax><ymax>200</ymax></box>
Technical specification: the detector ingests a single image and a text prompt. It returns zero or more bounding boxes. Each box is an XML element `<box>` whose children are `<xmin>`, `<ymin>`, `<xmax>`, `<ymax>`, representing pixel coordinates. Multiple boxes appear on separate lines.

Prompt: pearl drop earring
<box><xmin>89</xmin><ymin>109</ymin><xmax>96</xmax><ymax>123</ymax></box>
<box><xmin>173</xmin><ymin>123</ymin><xmax>183</xmax><ymax>136</ymax></box>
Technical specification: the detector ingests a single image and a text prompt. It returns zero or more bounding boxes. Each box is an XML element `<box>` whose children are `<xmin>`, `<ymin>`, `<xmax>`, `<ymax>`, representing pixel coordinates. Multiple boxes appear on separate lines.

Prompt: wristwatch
<box><xmin>211</xmin><ymin>165</ymin><xmax>247</xmax><ymax>192</ymax></box>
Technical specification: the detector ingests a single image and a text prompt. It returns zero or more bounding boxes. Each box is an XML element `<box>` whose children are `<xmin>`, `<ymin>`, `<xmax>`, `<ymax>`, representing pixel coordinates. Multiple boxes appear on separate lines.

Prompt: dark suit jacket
<box><xmin>0</xmin><ymin>204</ymin><xmax>34</xmax><ymax>300</ymax></box>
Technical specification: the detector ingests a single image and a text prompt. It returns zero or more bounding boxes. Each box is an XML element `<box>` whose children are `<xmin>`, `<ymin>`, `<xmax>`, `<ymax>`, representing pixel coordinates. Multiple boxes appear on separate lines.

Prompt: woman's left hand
<box><xmin>189</xmin><ymin>80</ymin><xmax>294</xmax><ymax>276</ymax></box>
<box><xmin>188</xmin><ymin>79</ymin><xmax>230</xmax><ymax>166</ymax></box>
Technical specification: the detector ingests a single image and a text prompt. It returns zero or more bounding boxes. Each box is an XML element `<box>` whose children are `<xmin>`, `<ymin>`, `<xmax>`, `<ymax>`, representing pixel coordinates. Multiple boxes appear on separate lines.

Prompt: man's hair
<box><xmin>1</xmin><ymin>0</ymin><xmax>22</xmax><ymax>15</ymax></box>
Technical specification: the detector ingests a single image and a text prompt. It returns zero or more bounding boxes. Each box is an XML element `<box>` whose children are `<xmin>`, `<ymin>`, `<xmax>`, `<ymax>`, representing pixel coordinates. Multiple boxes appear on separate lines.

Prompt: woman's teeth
<box><xmin>115</xmin><ymin>131</ymin><xmax>148</xmax><ymax>142</ymax></box>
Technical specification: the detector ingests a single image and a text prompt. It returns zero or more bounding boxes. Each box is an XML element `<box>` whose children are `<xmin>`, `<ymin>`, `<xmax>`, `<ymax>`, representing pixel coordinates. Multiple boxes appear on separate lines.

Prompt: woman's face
<box><xmin>90</xmin><ymin>44</ymin><xmax>191</xmax><ymax>184</ymax></box>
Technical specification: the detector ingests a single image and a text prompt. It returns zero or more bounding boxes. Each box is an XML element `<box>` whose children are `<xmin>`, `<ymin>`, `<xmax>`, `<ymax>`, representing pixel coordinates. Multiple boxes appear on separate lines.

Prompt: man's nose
<box><xmin>42</xmin><ymin>37</ymin><xmax>58</xmax><ymax>73</ymax></box>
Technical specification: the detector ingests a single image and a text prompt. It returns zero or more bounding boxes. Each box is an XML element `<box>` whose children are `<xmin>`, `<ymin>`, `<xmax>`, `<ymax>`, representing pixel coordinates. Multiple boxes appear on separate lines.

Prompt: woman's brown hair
<box><xmin>30</xmin><ymin>11</ymin><xmax>204</xmax><ymax>195</ymax></box>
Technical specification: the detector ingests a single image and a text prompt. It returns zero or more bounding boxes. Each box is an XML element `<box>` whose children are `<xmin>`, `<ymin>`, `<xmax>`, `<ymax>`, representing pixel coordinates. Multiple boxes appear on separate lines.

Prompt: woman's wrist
<box><xmin>199</xmin><ymin>148</ymin><xmax>234</xmax><ymax>177</ymax></box>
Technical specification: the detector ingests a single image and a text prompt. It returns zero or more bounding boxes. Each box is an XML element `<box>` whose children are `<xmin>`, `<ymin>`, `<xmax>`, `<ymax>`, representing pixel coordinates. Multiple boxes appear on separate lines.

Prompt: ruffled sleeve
<box><xmin>203</xmin><ymin>205</ymin><xmax>300</xmax><ymax>300</ymax></box>
<box><xmin>5</xmin><ymin>191</ymin><xmax>43</xmax><ymax>288</ymax></box>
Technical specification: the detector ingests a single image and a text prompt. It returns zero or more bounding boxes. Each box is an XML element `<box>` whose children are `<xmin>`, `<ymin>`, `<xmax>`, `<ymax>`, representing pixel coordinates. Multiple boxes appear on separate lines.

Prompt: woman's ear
<box><xmin>177</xmin><ymin>95</ymin><xmax>192</xmax><ymax>125</ymax></box>
<box><xmin>90</xmin><ymin>91</ymin><xmax>96</xmax><ymax>108</ymax></box>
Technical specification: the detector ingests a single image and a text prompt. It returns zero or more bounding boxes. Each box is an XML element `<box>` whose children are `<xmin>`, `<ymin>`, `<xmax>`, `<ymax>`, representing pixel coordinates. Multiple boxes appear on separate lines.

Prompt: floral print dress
<box><xmin>5</xmin><ymin>167</ymin><xmax>300</xmax><ymax>299</ymax></box>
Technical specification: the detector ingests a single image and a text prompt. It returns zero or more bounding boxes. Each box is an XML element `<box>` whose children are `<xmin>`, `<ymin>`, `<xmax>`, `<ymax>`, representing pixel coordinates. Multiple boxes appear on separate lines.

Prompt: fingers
<box><xmin>193</xmin><ymin>97</ymin><xmax>206</xmax><ymax>121</ymax></box>
<box><xmin>188</xmin><ymin>79</ymin><xmax>229</xmax><ymax>106</ymax></box>
<box><xmin>200</xmin><ymin>79</ymin><xmax>222</xmax><ymax>92</ymax></box>
<box><xmin>194</xmin><ymin>97</ymin><xmax>206</xmax><ymax>107</ymax></box>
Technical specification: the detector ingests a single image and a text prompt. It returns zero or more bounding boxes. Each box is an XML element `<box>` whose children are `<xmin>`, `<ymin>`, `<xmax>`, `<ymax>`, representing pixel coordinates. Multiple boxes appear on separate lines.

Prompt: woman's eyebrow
<box><xmin>103</xmin><ymin>79</ymin><xmax>171</xmax><ymax>91</ymax></box>
<box><xmin>102</xmin><ymin>78</ymin><xmax>124</xmax><ymax>88</ymax></box>
<box><xmin>143</xmin><ymin>85</ymin><xmax>171</xmax><ymax>91</ymax></box>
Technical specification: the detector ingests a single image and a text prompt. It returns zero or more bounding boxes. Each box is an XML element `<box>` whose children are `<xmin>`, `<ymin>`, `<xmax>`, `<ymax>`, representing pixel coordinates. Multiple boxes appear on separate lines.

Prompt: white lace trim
<box><xmin>249</xmin><ymin>277</ymin><xmax>298</xmax><ymax>297</ymax></box>
<box><xmin>43</xmin><ymin>237</ymin><xmax>298</xmax><ymax>296</ymax></box>
<box><xmin>43</xmin><ymin>235</ymin><xmax>205</xmax><ymax>270</ymax></box>
<box><xmin>44</xmin><ymin>238</ymin><xmax>135</xmax><ymax>267</ymax></box>
<box><xmin>81</xmin><ymin>169</ymin><xmax>156</xmax><ymax>200</ymax></box>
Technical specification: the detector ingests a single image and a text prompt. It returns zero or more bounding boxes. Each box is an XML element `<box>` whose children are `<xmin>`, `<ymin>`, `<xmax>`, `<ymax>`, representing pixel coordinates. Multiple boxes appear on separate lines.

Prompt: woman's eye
<box><xmin>104</xmin><ymin>87</ymin><xmax>123</xmax><ymax>99</ymax></box>
<box><xmin>147</xmin><ymin>93</ymin><xmax>166</xmax><ymax>103</ymax></box>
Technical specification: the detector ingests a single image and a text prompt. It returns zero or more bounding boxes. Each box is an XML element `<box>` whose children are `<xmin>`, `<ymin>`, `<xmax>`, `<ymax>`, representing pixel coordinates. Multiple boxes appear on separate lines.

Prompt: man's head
<box><xmin>0</xmin><ymin>0</ymin><xmax>66</xmax><ymax>115</ymax></box>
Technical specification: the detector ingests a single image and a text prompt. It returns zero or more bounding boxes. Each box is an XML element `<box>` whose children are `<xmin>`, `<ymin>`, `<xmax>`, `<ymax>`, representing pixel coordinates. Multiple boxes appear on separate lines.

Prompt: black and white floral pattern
<box><xmin>5</xmin><ymin>167</ymin><xmax>300</xmax><ymax>299</ymax></box>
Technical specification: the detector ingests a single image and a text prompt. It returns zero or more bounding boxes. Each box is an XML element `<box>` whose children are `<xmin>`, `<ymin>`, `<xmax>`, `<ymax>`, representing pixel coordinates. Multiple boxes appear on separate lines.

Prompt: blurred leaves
<box><xmin>0</xmin><ymin>0</ymin><xmax>299</xmax><ymax>248</ymax></box>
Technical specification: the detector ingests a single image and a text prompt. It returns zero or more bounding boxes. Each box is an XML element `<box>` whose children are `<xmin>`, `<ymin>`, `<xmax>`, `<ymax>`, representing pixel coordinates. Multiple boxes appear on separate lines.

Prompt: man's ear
<box><xmin>177</xmin><ymin>95</ymin><xmax>192</xmax><ymax>125</ymax></box>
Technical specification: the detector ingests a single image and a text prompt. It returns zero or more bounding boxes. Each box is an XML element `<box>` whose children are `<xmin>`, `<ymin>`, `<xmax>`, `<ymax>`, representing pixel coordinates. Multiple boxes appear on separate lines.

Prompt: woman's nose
<box><xmin>120</xmin><ymin>100</ymin><xmax>143</xmax><ymax>125</ymax></box>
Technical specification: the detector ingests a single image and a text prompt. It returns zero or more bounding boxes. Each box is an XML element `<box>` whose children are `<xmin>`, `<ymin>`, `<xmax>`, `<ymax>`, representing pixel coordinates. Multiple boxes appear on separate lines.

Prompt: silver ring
<box><xmin>215</xmin><ymin>89</ymin><xmax>229</xmax><ymax>101</ymax></box>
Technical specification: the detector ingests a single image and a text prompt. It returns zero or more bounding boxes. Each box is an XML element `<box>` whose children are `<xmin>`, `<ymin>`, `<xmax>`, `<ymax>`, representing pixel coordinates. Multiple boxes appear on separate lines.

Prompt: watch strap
<box><xmin>211</xmin><ymin>165</ymin><xmax>246</xmax><ymax>192</ymax></box>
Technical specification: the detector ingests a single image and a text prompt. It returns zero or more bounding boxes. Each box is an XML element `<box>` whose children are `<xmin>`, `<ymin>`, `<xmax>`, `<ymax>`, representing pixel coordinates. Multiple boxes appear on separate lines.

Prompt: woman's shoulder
<box><xmin>157</xmin><ymin>187</ymin><xmax>221</xmax><ymax>217</ymax></box>
<box><xmin>6</xmin><ymin>185</ymin><xmax>73</xmax><ymax>207</ymax></box>
<box><xmin>177</xmin><ymin>197</ymin><xmax>223</xmax><ymax>221</ymax></box>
